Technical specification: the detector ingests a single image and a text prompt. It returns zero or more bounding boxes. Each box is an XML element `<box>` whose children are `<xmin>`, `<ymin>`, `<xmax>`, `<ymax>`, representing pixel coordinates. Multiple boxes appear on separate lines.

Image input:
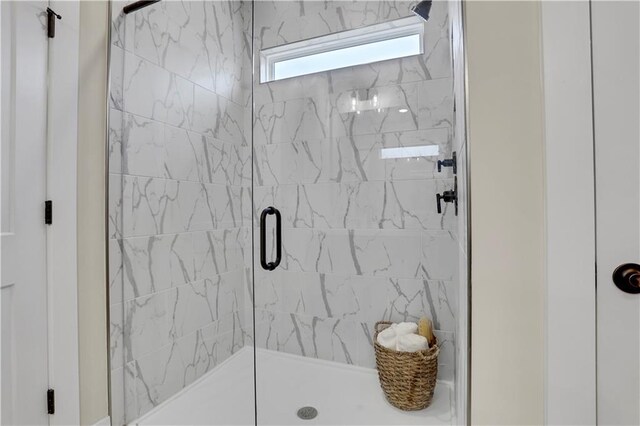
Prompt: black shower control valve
<box><xmin>435</xmin><ymin>176</ymin><xmax>458</xmax><ymax>216</ymax></box>
<box><xmin>436</xmin><ymin>191</ymin><xmax>456</xmax><ymax>214</ymax></box>
<box><xmin>437</xmin><ymin>151</ymin><xmax>457</xmax><ymax>174</ymax></box>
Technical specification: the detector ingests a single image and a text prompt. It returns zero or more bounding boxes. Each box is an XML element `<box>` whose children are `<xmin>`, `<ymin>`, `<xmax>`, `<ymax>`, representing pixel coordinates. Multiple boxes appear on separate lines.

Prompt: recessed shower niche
<box><xmin>107</xmin><ymin>0</ymin><xmax>468</xmax><ymax>424</ymax></box>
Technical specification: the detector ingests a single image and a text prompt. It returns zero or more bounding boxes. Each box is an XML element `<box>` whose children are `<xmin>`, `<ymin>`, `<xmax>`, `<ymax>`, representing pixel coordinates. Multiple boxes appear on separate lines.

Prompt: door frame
<box><xmin>541</xmin><ymin>1</ymin><xmax>597</xmax><ymax>424</ymax></box>
<box><xmin>45</xmin><ymin>2</ymin><xmax>81</xmax><ymax>425</ymax></box>
<box><xmin>0</xmin><ymin>2</ymin><xmax>81</xmax><ymax>424</ymax></box>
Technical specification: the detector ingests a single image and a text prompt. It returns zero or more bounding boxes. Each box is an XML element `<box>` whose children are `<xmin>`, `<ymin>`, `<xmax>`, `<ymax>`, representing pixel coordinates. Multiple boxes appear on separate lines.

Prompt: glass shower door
<box><xmin>251</xmin><ymin>1</ymin><xmax>464</xmax><ymax>424</ymax></box>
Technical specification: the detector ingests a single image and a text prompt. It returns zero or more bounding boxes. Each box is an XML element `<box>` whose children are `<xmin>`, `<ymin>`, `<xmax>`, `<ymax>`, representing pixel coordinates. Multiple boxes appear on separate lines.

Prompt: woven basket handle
<box><xmin>374</xmin><ymin>321</ymin><xmax>393</xmax><ymax>335</ymax></box>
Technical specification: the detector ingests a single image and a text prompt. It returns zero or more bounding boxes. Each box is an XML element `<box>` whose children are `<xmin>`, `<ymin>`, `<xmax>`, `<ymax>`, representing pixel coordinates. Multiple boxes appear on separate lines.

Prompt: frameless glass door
<box><xmin>251</xmin><ymin>1</ymin><xmax>466</xmax><ymax>424</ymax></box>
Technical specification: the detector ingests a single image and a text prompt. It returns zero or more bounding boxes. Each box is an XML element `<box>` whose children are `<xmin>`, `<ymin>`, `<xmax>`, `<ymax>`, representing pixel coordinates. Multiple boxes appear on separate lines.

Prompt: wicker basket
<box><xmin>373</xmin><ymin>321</ymin><xmax>439</xmax><ymax>411</ymax></box>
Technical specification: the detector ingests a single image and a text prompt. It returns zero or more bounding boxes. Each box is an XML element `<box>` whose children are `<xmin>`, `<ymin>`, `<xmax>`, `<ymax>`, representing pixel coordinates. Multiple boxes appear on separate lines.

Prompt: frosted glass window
<box><xmin>261</xmin><ymin>17</ymin><xmax>425</xmax><ymax>83</ymax></box>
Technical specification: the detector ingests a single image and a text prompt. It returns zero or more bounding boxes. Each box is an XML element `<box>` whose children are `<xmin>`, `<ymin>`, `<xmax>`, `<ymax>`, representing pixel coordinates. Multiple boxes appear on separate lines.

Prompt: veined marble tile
<box><xmin>254</xmin><ymin>310</ymin><xmax>360</xmax><ymax>365</ymax></box>
<box><xmin>254</xmin><ymin>179</ymin><xmax>456</xmax><ymax>230</ymax></box>
<box><xmin>188</xmin><ymin>0</ymin><xmax>252</xmax><ymax>106</ymax></box>
<box><xmin>134</xmin><ymin>341</ymin><xmax>185</xmax><ymax>414</ymax></box>
<box><xmin>120</xmin><ymin>117</ymin><xmax>250</xmax><ymax>185</ymax></box>
<box><xmin>418</xmin><ymin>78</ymin><xmax>454</xmax><ymax>129</ymax></box>
<box><xmin>131</xmin><ymin>4</ymin><xmax>172</xmax><ymax>67</ymax></box>
<box><xmin>252</xmin><ymin>128</ymin><xmax>452</xmax><ymax>186</ymax></box>
<box><xmin>163</xmin><ymin>126</ymin><xmax>207</xmax><ymax>182</ymax></box>
<box><xmin>109</xmin><ymin>174</ymin><xmax>123</xmax><ymax>239</ymax></box>
<box><xmin>122</xmin><ymin>175</ymin><xmax>245</xmax><ymax>237</ymax></box>
<box><xmin>109</xmin><ymin>108</ymin><xmax>123</xmax><ymax>174</ymax></box>
<box><xmin>176</xmin><ymin>329</ymin><xmax>215</xmax><ymax>388</ymax></box>
<box><xmin>110</xmin><ymin>367</ymin><xmax>126</xmax><ymax>426</ymax></box>
<box><xmin>170</xmin><ymin>271</ymin><xmax>243</xmax><ymax>339</ymax></box>
<box><xmin>254</xmin><ymin>81</ymin><xmax>451</xmax><ymax>146</ymax></box>
<box><xmin>111</xmin><ymin>302</ymin><xmax>125</xmax><ymax>371</ymax></box>
<box><xmin>192</xmin><ymin>84</ymin><xmax>247</xmax><ymax>145</ymax></box>
<box><xmin>434</xmin><ymin>330</ymin><xmax>455</xmax><ymax>381</ymax></box>
<box><xmin>123</xmin><ymin>361</ymin><xmax>138</xmax><ymax>422</ymax></box>
<box><xmin>109</xmin><ymin>239</ymin><xmax>125</xmax><ymax>305</ymax></box>
<box><xmin>124</xmin><ymin>290</ymin><xmax>174</xmax><ymax>362</ymax></box>
<box><xmin>111</xmin><ymin>1</ymin><xmax>134</xmax><ymax>51</ymax></box>
<box><xmin>123</xmin><ymin>52</ymin><xmax>174</xmax><ymax>123</ymax></box>
<box><xmin>253</xmin><ymin>271</ymin><xmax>456</xmax><ymax>332</ymax></box>
<box><xmin>109</xmin><ymin>45</ymin><xmax>125</xmax><ymax>111</ymax></box>
<box><xmin>419</xmin><ymin>229</ymin><xmax>458</xmax><ymax>281</ymax></box>
<box><xmin>122</xmin><ymin>113</ymin><xmax>165</xmax><ymax>177</ymax></box>
<box><xmin>357</xmin><ymin>277</ymin><xmax>457</xmax><ymax>332</ymax></box>
<box><xmin>192</xmin><ymin>228</ymin><xmax>247</xmax><ymax>280</ymax></box>
<box><xmin>121</xmin><ymin>233</ymin><xmax>194</xmax><ymax>301</ymax></box>
<box><xmin>279</xmin><ymin>228</ymin><xmax>426</xmax><ymax>279</ymax></box>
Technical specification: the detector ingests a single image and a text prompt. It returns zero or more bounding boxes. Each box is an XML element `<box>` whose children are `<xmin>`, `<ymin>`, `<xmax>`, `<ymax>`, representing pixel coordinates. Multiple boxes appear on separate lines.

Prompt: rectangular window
<box><xmin>380</xmin><ymin>145</ymin><xmax>440</xmax><ymax>159</ymax></box>
<box><xmin>260</xmin><ymin>17</ymin><xmax>425</xmax><ymax>83</ymax></box>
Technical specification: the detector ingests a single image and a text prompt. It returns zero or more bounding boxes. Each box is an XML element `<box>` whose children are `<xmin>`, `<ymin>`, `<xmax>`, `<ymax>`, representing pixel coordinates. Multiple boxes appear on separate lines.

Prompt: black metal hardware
<box><xmin>46</xmin><ymin>8</ymin><xmax>62</xmax><ymax>39</ymax></box>
<box><xmin>436</xmin><ymin>177</ymin><xmax>458</xmax><ymax>216</ymax></box>
<box><xmin>45</xmin><ymin>200</ymin><xmax>52</xmax><ymax>225</ymax></box>
<box><xmin>123</xmin><ymin>0</ymin><xmax>161</xmax><ymax>15</ymax></box>
<box><xmin>260</xmin><ymin>207</ymin><xmax>282</xmax><ymax>271</ymax></box>
<box><xmin>437</xmin><ymin>151</ymin><xmax>457</xmax><ymax>174</ymax></box>
<box><xmin>612</xmin><ymin>263</ymin><xmax>640</xmax><ymax>294</ymax></box>
<box><xmin>47</xmin><ymin>389</ymin><xmax>55</xmax><ymax>414</ymax></box>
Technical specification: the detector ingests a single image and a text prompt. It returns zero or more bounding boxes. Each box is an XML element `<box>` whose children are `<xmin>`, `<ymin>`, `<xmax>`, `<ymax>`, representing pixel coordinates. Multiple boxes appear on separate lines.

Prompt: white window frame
<box><xmin>260</xmin><ymin>16</ymin><xmax>425</xmax><ymax>83</ymax></box>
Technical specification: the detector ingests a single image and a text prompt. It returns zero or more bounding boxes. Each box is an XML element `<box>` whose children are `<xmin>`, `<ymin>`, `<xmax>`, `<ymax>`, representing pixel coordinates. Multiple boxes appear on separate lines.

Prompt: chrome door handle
<box><xmin>612</xmin><ymin>263</ymin><xmax>640</xmax><ymax>294</ymax></box>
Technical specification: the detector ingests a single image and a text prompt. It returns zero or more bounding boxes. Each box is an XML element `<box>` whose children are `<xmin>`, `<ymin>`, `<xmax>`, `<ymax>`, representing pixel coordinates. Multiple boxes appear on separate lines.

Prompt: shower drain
<box><xmin>296</xmin><ymin>406</ymin><xmax>318</xmax><ymax>420</ymax></box>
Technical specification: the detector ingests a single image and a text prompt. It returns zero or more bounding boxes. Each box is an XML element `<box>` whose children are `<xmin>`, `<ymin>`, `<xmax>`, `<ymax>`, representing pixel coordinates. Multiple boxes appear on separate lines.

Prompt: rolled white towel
<box><xmin>396</xmin><ymin>333</ymin><xmax>429</xmax><ymax>352</ymax></box>
<box><xmin>394</xmin><ymin>322</ymin><xmax>418</xmax><ymax>336</ymax></box>
<box><xmin>376</xmin><ymin>326</ymin><xmax>398</xmax><ymax>349</ymax></box>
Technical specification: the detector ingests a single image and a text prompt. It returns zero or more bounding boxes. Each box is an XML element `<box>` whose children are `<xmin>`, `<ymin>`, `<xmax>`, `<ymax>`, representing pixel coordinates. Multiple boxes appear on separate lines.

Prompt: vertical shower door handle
<box><xmin>260</xmin><ymin>206</ymin><xmax>282</xmax><ymax>271</ymax></box>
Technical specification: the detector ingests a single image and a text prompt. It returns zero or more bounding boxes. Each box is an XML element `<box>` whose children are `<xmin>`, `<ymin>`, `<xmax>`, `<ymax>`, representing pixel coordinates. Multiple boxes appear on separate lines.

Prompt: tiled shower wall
<box><xmin>252</xmin><ymin>0</ymin><xmax>458</xmax><ymax>380</ymax></box>
<box><xmin>108</xmin><ymin>1</ymin><xmax>252</xmax><ymax>423</ymax></box>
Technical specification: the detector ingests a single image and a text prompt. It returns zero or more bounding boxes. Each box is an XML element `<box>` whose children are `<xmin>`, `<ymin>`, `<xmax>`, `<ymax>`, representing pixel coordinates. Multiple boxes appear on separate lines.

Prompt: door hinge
<box><xmin>46</xmin><ymin>8</ymin><xmax>62</xmax><ymax>39</ymax></box>
<box><xmin>45</xmin><ymin>200</ymin><xmax>52</xmax><ymax>225</ymax></box>
<box><xmin>47</xmin><ymin>389</ymin><xmax>55</xmax><ymax>415</ymax></box>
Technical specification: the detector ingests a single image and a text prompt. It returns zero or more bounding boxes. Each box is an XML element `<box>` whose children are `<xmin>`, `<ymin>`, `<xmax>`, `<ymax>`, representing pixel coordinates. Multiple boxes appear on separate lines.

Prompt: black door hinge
<box><xmin>45</xmin><ymin>200</ymin><xmax>52</xmax><ymax>225</ymax></box>
<box><xmin>47</xmin><ymin>389</ymin><xmax>55</xmax><ymax>414</ymax></box>
<box><xmin>46</xmin><ymin>8</ymin><xmax>62</xmax><ymax>38</ymax></box>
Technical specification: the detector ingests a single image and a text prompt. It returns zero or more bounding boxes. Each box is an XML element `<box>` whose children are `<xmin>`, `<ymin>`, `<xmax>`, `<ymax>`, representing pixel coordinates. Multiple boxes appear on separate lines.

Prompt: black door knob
<box><xmin>612</xmin><ymin>263</ymin><xmax>640</xmax><ymax>294</ymax></box>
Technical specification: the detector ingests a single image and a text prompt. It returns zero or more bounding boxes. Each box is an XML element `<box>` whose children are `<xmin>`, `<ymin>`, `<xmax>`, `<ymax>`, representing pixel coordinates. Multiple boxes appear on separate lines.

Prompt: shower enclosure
<box><xmin>107</xmin><ymin>0</ymin><xmax>468</xmax><ymax>424</ymax></box>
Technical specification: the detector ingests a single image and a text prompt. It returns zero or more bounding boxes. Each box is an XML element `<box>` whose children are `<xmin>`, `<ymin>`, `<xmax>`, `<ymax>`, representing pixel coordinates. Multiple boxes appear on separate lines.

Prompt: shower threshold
<box><xmin>134</xmin><ymin>347</ymin><xmax>454</xmax><ymax>425</ymax></box>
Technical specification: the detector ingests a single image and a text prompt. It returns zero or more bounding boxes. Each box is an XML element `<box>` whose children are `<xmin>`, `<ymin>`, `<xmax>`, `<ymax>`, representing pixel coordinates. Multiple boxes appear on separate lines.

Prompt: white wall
<box><xmin>465</xmin><ymin>1</ymin><xmax>545</xmax><ymax>424</ymax></box>
<box><xmin>540</xmin><ymin>2</ymin><xmax>597</xmax><ymax>424</ymax></box>
<box><xmin>77</xmin><ymin>1</ymin><xmax>109</xmax><ymax>424</ymax></box>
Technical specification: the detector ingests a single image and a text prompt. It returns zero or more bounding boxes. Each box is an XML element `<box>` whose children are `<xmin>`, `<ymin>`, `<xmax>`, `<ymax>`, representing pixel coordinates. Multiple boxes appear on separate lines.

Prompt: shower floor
<box><xmin>135</xmin><ymin>347</ymin><xmax>454</xmax><ymax>425</ymax></box>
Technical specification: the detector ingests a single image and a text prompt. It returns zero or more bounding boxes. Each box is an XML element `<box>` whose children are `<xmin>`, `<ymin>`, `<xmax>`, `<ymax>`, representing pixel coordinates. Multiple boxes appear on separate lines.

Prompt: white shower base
<box><xmin>135</xmin><ymin>347</ymin><xmax>454</xmax><ymax>425</ymax></box>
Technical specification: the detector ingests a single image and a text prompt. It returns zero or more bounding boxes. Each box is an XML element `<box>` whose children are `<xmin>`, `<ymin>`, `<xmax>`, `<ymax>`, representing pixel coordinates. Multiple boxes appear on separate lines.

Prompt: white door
<box><xmin>593</xmin><ymin>1</ymin><xmax>640</xmax><ymax>425</ymax></box>
<box><xmin>1</xmin><ymin>1</ymin><xmax>51</xmax><ymax>425</ymax></box>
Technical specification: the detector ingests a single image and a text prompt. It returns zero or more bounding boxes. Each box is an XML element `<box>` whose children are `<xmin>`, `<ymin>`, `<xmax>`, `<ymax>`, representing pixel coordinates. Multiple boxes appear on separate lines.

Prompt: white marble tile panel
<box><xmin>109</xmin><ymin>173</ymin><xmax>123</xmax><ymax>239</ymax></box>
<box><xmin>134</xmin><ymin>341</ymin><xmax>185</xmax><ymax>414</ymax></box>
<box><xmin>109</xmin><ymin>108</ymin><xmax>123</xmax><ymax>174</ymax></box>
<box><xmin>418</xmin><ymin>78</ymin><xmax>454</xmax><ymax>129</ymax></box>
<box><xmin>111</xmin><ymin>302</ymin><xmax>125</xmax><ymax>370</ymax></box>
<box><xmin>420</xmin><ymin>230</ymin><xmax>458</xmax><ymax>281</ymax></box>
<box><xmin>124</xmin><ymin>290</ymin><xmax>174</xmax><ymax>361</ymax></box>
<box><xmin>109</xmin><ymin>239</ymin><xmax>125</xmax><ymax>305</ymax></box>
<box><xmin>121</xmin><ymin>233</ymin><xmax>194</xmax><ymax>301</ymax></box>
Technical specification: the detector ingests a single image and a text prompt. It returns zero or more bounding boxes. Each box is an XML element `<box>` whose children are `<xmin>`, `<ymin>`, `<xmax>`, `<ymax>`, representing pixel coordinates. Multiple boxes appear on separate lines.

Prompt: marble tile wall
<box><xmin>107</xmin><ymin>0</ymin><xmax>461</xmax><ymax>423</ymax></box>
<box><xmin>252</xmin><ymin>0</ymin><xmax>459</xmax><ymax>383</ymax></box>
<box><xmin>108</xmin><ymin>1</ymin><xmax>252</xmax><ymax>423</ymax></box>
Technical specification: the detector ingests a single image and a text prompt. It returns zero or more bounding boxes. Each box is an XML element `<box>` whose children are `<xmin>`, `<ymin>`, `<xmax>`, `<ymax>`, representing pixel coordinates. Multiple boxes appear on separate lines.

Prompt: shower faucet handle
<box><xmin>435</xmin><ymin>176</ymin><xmax>458</xmax><ymax>216</ymax></box>
<box><xmin>437</xmin><ymin>151</ymin><xmax>457</xmax><ymax>174</ymax></box>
